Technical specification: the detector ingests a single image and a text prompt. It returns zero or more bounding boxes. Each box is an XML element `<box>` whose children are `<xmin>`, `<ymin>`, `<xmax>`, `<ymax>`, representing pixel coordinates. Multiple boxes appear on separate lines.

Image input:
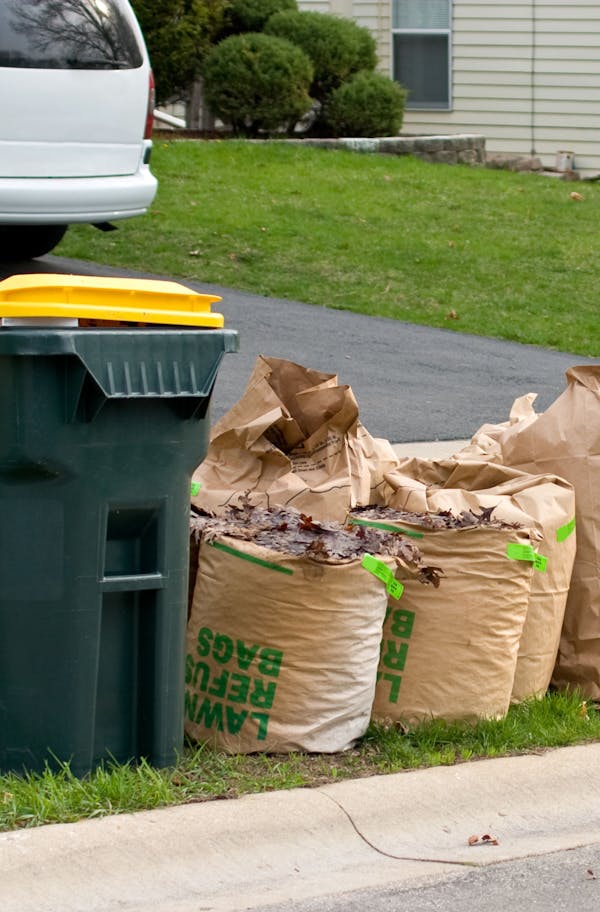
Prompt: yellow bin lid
<box><xmin>0</xmin><ymin>274</ymin><xmax>224</xmax><ymax>328</ymax></box>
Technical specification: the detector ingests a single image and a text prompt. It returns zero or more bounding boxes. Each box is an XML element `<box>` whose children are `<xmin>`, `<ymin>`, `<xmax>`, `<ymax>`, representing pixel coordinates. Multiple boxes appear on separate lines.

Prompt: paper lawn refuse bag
<box><xmin>459</xmin><ymin>366</ymin><xmax>599</xmax><ymax>699</ymax></box>
<box><xmin>191</xmin><ymin>355</ymin><xmax>398</xmax><ymax>522</ymax></box>
<box><xmin>186</xmin><ymin>507</ymin><xmax>439</xmax><ymax>753</ymax></box>
<box><xmin>458</xmin><ymin>393</ymin><xmax>539</xmax><ymax>462</ymax></box>
<box><xmin>354</xmin><ymin>514</ymin><xmax>537</xmax><ymax>723</ymax></box>
<box><xmin>381</xmin><ymin>458</ymin><xmax>576</xmax><ymax>702</ymax></box>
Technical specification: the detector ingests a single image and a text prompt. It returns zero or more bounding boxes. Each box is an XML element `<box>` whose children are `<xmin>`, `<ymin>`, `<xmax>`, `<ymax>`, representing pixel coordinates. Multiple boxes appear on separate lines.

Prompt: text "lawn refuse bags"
<box><xmin>186</xmin><ymin>504</ymin><xmax>440</xmax><ymax>753</ymax></box>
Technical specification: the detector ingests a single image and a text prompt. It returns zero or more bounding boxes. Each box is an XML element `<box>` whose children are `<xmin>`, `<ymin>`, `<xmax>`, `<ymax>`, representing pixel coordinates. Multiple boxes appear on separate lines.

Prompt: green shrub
<box><xmin>324</xmin><ymin>71</ymin><xmax>407</xmax><ymax>137</ymax></box>
<box><xmin>203</xmin><ymin>33</ymin><xmax>313</xmax><ymax>136</ymax></box>
<box><xmin>265</xmin><ymin>10</ymin><xmax>377</xmax><ymax>103</ymax></box>
<box><xmin>130</xmin><ymin>0</ymin><xmax>227</xmax><ymax>102</ymax></box>
<box><xmin>223</xmin><ymin>0</ymin><xmax>298</xmax><ymax>34</ymax></box>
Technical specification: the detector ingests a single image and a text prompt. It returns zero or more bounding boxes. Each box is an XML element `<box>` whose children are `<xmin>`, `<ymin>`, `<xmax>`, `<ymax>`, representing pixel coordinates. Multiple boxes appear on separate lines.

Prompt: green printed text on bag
<box><xmin>506</xmin><ymin>542</ymin><xmax>548</xmax><ymax>572</ymax></box>
<box><xmin>386</xmin><ymin>606</ymin><xmax>415</xmax><ymax>638</ymax></box>
<box><xmin>377</xmin><ymin>606</ymin><xmax>416</xmax><ymax>705</ymax></box>
<box><xmin>185</xmin><ymin>626</ymin><xmax>285</xmax><ymax>742</ymax></box>
<box><xmin>362</xmin><ymin>554</ymin><xmax>404</xmax><ymax>599</ymax></box>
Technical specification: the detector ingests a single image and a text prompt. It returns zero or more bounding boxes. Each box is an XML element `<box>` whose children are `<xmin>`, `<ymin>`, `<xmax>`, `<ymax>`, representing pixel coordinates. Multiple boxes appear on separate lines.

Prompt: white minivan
<box><xmin>0</xmin><ymin>0</ymin><xmax>157</xmax><ymax>260</ymax></box>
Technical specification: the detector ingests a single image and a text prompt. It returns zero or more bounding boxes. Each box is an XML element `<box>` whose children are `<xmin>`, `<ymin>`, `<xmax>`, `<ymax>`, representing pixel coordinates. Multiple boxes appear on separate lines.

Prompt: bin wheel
<box><xmin>0</xmin><ymin>225</ymin><xmax>68</xmax><ymax>262</ymax></box>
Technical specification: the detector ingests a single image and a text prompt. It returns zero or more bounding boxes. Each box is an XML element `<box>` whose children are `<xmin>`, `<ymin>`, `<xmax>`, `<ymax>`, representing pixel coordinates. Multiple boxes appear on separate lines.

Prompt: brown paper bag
<box><xmin>191</xmin><ymin>355</ymin><xmax>398</xmax><ymax>521</ymax></box>
<box><xmin>185</xmin><ymin>536</ymin><xmax>397</xmax><ymax>753</ymax></box>
<box><xmin>458</xmin><ymin>394</ymin><xmax>539</xmax><ymax>461</ymax></box>
<box><xmin>383</xmin><ymin>458</ymin><xmax>576</xmax><ymax>701</ymax></box>
<box><xmin>369</xmin><ymin>523</ymin><xmax>536</xmax><ymax>723</ymax></box>
<box><xmin>461</xmin><ymin>366</ymin><xmax>600</xmax><ymax>699</ymax></box>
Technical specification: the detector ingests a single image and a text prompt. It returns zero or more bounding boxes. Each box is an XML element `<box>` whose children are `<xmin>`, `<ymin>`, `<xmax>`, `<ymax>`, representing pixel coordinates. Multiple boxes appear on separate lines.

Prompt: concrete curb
<box><xmin>2</xmin><ymin>743</ymin><xmax>600</xmax><ymax>912</ymax></box>
<box><xmin>319</xmin><ymin>743</ymin><xmax>600</xmax><ymax>865</ymax></box>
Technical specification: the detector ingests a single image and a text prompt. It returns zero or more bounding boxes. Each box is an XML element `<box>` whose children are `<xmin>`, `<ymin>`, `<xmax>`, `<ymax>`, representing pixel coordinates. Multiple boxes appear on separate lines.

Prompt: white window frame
<box><xmin>391</xmin><ymin>0</ymin><xmax>452</xmax><ymax>111</ymax></box>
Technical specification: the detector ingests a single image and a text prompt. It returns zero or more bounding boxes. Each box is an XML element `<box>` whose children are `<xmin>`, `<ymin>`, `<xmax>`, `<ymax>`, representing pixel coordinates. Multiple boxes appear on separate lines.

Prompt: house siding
<box><xmin>301</xmin><ymin>0</ymin><xmax>600</xmax><ymax>175</ymax></box>
<box><xmin>402</xmin><ymin>1</ymin><xmax>600</xmax><ymax>174</ymax></box>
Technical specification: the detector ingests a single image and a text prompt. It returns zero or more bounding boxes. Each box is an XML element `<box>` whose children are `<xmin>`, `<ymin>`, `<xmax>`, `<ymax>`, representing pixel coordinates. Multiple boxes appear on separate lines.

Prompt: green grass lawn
<box><xmin>57</xmin><ymin>140</ymin><xmax>600</xmax><ymax>355</ymax></box>
<box><xmin>1</xmin><ymin>691</ymin><xmax>598</xmax><ymax>831</ymax></box>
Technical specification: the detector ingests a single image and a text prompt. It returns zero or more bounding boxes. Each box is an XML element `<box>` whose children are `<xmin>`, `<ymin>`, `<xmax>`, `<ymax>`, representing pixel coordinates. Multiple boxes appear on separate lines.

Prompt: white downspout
<box><xmin>531</xmin><ymin>0</ymin><xmax>536</xmax><ymax>156</ymax></box>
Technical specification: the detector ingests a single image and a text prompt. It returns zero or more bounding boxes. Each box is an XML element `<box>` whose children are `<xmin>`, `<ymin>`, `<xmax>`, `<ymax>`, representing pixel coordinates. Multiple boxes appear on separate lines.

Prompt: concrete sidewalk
<box><xmin>391</xmin><ymin>439</ymin><xmax>469</xmax><ymax>460</ymax></box>
<box><xmin>2</xmin><ymin>742</ymin><xmax>600</xmax><ymax>912</ymax></box>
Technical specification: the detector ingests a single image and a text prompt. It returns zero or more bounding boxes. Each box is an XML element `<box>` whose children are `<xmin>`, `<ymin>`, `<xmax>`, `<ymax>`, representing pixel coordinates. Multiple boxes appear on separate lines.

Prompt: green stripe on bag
<box><xmin>209</xmin><ymin>540</ymin><xmax>294</xmax><ymax>575</ymax></box>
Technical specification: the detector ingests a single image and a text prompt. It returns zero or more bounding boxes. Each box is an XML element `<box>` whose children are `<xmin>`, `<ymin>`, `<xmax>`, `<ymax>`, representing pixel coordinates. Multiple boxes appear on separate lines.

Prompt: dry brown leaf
<box><xmin>190</xmin><ymin>503</ymin><xmax>442</xmax><ymax>579</ymax></box>
<box><xmin>481</xmin><ymin>834</ymin><xmax>500</xmax><ymax>845</ymax></box>
<box><xmin>351</xmin><ymin>505</ymin><xmax>518</xmax><ymax>533</ymax></box>
<box><xmin>569</xmin><ymin>191</ymin><xmax>584</xmax><ymax>201</ymax></box>
<box><xmin>467</xmin><ymin>833</ymin><xmax>500</xmax><ymax>847</ymax></box>
<box><xmin>446</xmin><ymin>310</ymin><xmax>459</xmax><ymax>320</ymax></box>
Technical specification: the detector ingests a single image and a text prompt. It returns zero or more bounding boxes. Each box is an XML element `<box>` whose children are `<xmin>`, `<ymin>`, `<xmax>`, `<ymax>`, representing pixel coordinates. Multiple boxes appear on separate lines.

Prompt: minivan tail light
<box><xmin>144</xmin><ymin>70</ymin><xmax>155</xmax><ymax>140</ymax></box>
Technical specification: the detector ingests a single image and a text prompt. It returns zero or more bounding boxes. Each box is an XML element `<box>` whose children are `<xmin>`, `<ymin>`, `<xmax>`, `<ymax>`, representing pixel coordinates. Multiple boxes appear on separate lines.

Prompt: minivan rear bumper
<box><xmin>0</xmin><ymin>167</ymin><xmax>158</xmax><ymax>224</ymax></box>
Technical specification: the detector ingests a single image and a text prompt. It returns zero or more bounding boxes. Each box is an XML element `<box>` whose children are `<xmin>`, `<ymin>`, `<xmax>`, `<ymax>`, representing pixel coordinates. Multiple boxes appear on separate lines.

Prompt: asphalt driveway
<box><xmin>2</xmin><ymin>254</ymin><xmax>597</xmax><ymax>442</ymax></box>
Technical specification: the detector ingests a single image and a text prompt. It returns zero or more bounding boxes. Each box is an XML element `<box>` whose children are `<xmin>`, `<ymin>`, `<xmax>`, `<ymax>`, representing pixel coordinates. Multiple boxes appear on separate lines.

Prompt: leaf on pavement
<box><xmin>467</xmin><ymin>833</ymin><xmax>500</xmax><ymax>846</ymax></box>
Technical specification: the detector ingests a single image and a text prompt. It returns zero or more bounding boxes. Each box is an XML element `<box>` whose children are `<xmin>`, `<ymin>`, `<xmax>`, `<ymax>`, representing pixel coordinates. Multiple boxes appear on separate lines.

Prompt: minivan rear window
<box><xmin>0</xmin><ymin>0</ymin><xmax>143</xmax><ymax>69</ymax></box>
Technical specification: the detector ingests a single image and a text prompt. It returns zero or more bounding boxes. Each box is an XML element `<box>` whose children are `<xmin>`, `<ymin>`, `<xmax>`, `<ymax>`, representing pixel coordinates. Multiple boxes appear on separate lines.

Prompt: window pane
<box><xmin>393</xmin><ymin>34</ymin><xmax>449</xmax><ymax>108</ymax></box>
<box><xmin>393</xmin><ymin>0</ymin><xmax>450</xmax><ymax>30</ymax></box>
<box><xmin>0</xmin><ymin>0</ymin><xmax>143</xmax><ymax>69</ymax></box>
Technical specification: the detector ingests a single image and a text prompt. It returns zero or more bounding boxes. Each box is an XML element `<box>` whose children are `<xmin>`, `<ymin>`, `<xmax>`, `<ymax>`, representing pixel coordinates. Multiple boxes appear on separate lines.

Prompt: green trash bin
<box><xmin>0</xmin><ymin>274</ymin><xmax>238</xmax><ymax>776</ymax></box>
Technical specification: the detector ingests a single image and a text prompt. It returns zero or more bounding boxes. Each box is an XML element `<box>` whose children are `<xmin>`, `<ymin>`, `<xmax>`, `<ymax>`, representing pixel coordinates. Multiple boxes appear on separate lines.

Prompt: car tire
<box><xmin>0</xmin><ymin>225</ymin><xmax>68</xmax><ymax>261</ymax></box>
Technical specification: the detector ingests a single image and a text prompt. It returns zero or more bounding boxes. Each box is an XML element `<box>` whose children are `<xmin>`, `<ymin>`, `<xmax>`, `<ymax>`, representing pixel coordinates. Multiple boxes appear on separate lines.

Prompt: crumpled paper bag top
<box><xmin>192</xmin><ymin>355</ymin><xmax>398</xmax><ymax>521</ymax></box>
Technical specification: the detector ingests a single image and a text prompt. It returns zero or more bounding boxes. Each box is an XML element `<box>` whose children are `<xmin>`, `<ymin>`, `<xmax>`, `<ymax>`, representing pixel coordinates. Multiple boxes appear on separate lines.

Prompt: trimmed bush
<box><xmin>203</xmin><ymin>33</ymin><xmax>313</xmax><ymax>136</ymax></box>
<box><xmin>324</xmin><ymin>71</ymin><xmax>407</xmax><ymax>138</ymax></box>
<box><xmin>265</xmin><ymin>10</ymin><xmax>377</xmax><ymax>103</ymax></box>
<box><xmin>224</xmin><ymin>0</ymin><xmax>298</xmax><ymax>34</ymax></box>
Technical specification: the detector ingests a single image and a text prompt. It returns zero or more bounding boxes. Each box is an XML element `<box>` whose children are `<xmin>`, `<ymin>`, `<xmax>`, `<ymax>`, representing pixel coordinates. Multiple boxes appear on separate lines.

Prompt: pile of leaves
<box><xmin>190</xmin><ymin>501</ymin><xmax>441</xmax><ymax>585</ymax></box>
<box><xmin>349</xmin><ymin>505</ymin><xmax>522</xmax><ymax>532</ymax></box>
